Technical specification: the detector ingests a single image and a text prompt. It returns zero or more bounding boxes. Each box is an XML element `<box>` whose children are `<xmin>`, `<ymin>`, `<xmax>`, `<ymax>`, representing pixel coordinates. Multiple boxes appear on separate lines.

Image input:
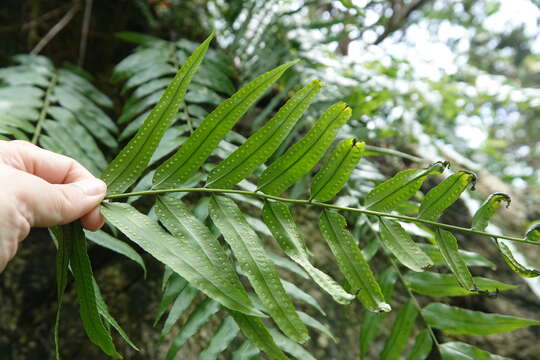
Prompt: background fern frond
<box><xmin>0</xmin><ymin>55</ymin><xmax>115</xmax><ymax>175</ymax></box>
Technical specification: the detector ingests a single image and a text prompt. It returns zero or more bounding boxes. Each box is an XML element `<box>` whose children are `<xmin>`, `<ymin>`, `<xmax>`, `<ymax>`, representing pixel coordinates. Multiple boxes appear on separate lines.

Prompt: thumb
<box><xmin>29</xmin><ymin>178</ymin><xmax>107</xmax><ymax>227</ymax></box>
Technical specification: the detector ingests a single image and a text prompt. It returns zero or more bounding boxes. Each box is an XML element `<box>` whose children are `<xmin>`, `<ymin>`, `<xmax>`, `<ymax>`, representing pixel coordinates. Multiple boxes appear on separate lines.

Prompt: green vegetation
<box><xmin>2</xmin><ymin>1</ymin><xmax>540</xmax><ymax>359</ymax></box>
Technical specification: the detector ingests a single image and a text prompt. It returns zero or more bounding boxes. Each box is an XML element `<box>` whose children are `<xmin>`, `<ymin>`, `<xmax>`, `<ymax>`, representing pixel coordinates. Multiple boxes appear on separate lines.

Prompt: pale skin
<box><xmin>0</xmin><ymin>140</ymin><xmax>107</xmax><ymax>272</ymax></box>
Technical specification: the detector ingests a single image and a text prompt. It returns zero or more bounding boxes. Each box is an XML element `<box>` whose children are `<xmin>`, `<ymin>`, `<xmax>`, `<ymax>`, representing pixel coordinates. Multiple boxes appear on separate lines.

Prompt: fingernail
<box><xmin>74</xmin><ymin>178</ymin><xmax>107</xmax><ymax>196</ymax></box>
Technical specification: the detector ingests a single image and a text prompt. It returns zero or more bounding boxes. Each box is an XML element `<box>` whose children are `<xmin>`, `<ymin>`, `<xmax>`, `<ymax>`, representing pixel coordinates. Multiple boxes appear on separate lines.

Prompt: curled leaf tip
<box><xmin>525</xmin><ymin>224</ymin><xmax>540</xmax><ymax>242</ymax></box>
<box><xmin>492</xmin><ymin>192</ymin><xmax>512</xmax><ymax>208</ymax></box>
<box><xmin>463</xmin><ymin>170</ymin><xmax>477</xmax><ymax>190</ymax></box>
<box><xmin>376</xmin><ymin>302</ymin><xmax>392</xmax><ymax>313</ymax></box>
<box><xmin>431</xmin><ymin>160</ymin><xmax>450</xmax><ymax>172</ymax></box>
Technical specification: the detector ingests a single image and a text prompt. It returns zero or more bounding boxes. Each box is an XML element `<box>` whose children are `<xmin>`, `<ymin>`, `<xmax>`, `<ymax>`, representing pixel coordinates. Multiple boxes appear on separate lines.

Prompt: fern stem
<box><xmin>387</xmin><ymin>256</ymin><xmax>441</xmax><ymax>351</ymax></box>
<box><xmin>31</xmin><ymin>72</ymin><xmax>58</xmax><ymax>144</ymax></box>
<box><xmin>364</xmin><ymin>145</ymin><xmax>425</xmax><ymax>163</ymax></box>
<box><xmin>104</xmin><ymin>187</ymin><xmax>537</xmax><ymax>246</ymax></box>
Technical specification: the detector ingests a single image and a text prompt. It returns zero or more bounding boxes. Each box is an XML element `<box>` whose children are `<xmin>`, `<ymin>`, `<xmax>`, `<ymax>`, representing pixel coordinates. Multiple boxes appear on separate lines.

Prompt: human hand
<box><xmin>0</xmin><ymin>140</ymin><xmax>107</xmax><ymax>271</ymax></box>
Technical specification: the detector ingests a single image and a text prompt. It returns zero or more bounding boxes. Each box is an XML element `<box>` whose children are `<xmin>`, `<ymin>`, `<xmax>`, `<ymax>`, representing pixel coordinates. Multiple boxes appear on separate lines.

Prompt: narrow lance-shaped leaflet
<box><xmin>423</xmin><ymin>302</ymin><xmax>540</xmax><ymax>336</ymax></box>
<box><xmin>164</xmin><ymin>298</ymin><xmax>220</xmax><ymax>360</ymax></box>
<box><xmin>206</xmin><ymin>80</ymin><xmax>323</xmax><ymax>189</ymax></box>
<box><xmin>155</xmin><ymin>195</ymin><xmax>250</xmax><ymax>298</ymax></box>
<box><xmin>262</xmin><ymin>201</ymin><xmax>354</xmax><ymax>304</ymax></box>
<box><xmin>51</xmin><ymin>226</ymin><xmax>137</xmax><ymax>356</ymax></box>
<box><xmin>434</xmin><ymin>228</ymin><xmax>475</xmax><ymax>290</ymax></box>
<box><xmin>197</xmin><ymin>316</ymin><xmax>239</xmax><ymax>360</ymax></box>
<box><xmin>154</xmin><ymin>274</ymin><xmax>187</xmax><ymax>325</ymax></box>
<box><xmin>364</xmin><ymin>161</ymin><xmax>448</xmax><ymax>211</ymax></box>
<box><xmin>258</xmin><ymin>101</ymin><xmax>352</xmax><ymax>195</ymax></box>
<box><xmin>268</xmin><ymin>328</ymin><xmax>316</xmax><ymax>360</ymax></box>
<box><xmin>159</xmin><ymin>284</ymin><xmax>198</xmax><ymax>338</ymax></box>
<box><xmin>494</xmin><ymin>239</ymin><xmax>540</xmax><ymax>278</ymax></box>
<box><xmin>310</xmin><ymin>138</ymin><xmax>364</xmax><ymax>202</ymax></box>
<box><xmin>418</xmin><ymin>170</ymin><xmax>476</xmax><ymax>221</ymax></box>
<box><xmin>153</xmin><ymin>60</ymin><xmax>298</xmax><ymax>189</ymax></box>
<box><xmin>92</xmin><ymin>278</ymin><xmax>139</xmax><ymax>351</ymax></box>
<box><xmin>67</xmin><ymin>222</ymin><xmax>121</xmax><ymax>358</ymax></box>
<box><xmin>378</xmin><ymin>218</ymin><xmax>433</xmax><ymax>272</ymax></box>
<box><xmin>298</xmin><ymin>311</ymin><xmax>336</xmax><ymax>342</ymax></box>
<box><xmin>405</xmin><ymin>329</ymin><xmax>432</xmax><ymax>360</ymax></box>
<box><xmin>404</xmin><ymin>271</ymin><xmax>516</xmax><ymax>297</ymax></box>
<box><xmin>471</xmin><ymin>192</ymin><xmax>511</xmax><ymax>231</ymax></box>
<box><xmin>154</xmin><ymin>197</ymin><xmax>288</xmax><ymax>359</ymax></box>
<box><xmin>101</xmin><ymin>202</ymin><xmax>263</xmax><ymax>316</ymax></box>
<box><xmin>319</xmin><ymin>210</ymin><xmax>390</xmax><ymax>312</ymax></box>
<box><xmin>209</xmin><ymin>195</ymin><xmax>309</xmax><ymax>343</ymax></box>
<box><xmin>359</xmin><ymin>267</ymin><xmax>398</xmax><ymax>360</ymax></box>
<box><xmin>231</xmin><ymin>340</ymin><xmax>261</xmax><ymax>360</ymax></box>
<box><xmin>380</xmin><ymin>299</ymin><xmax>418</xmax><ymax>360</ymax></box>
<box><xmin>229</xmin><ymin>312</ymin><xmax>289</xmax><ymax>360</ymax></box>
<box><xmin>439</xmin><ymin>342</ymin><xmax>511</xmax><ymax>360</ymax></box>
<box><xmin>101</xmin><ymin>33</ymin><xmax>214</xmax><ymax>194</ymax></box>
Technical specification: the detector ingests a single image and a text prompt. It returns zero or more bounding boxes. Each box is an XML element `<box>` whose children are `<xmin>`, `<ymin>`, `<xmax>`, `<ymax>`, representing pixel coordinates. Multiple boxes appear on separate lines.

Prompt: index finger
<box><xmin>0</xmin><ymin>140</ymin><xmax>95</xmax><ymax>184</ymax></box>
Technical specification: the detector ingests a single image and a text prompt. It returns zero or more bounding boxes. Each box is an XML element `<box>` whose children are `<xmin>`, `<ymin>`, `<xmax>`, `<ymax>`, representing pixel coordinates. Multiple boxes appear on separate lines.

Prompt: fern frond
<box><xmin>0</xmin><ymin>55</ymin><xmax>114</xmax><ymax>175</ymax></box>
<box><xmin>42</xmin><ymin>32</ymin><xmax>540</xmax><ymax>360</ymax></box>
